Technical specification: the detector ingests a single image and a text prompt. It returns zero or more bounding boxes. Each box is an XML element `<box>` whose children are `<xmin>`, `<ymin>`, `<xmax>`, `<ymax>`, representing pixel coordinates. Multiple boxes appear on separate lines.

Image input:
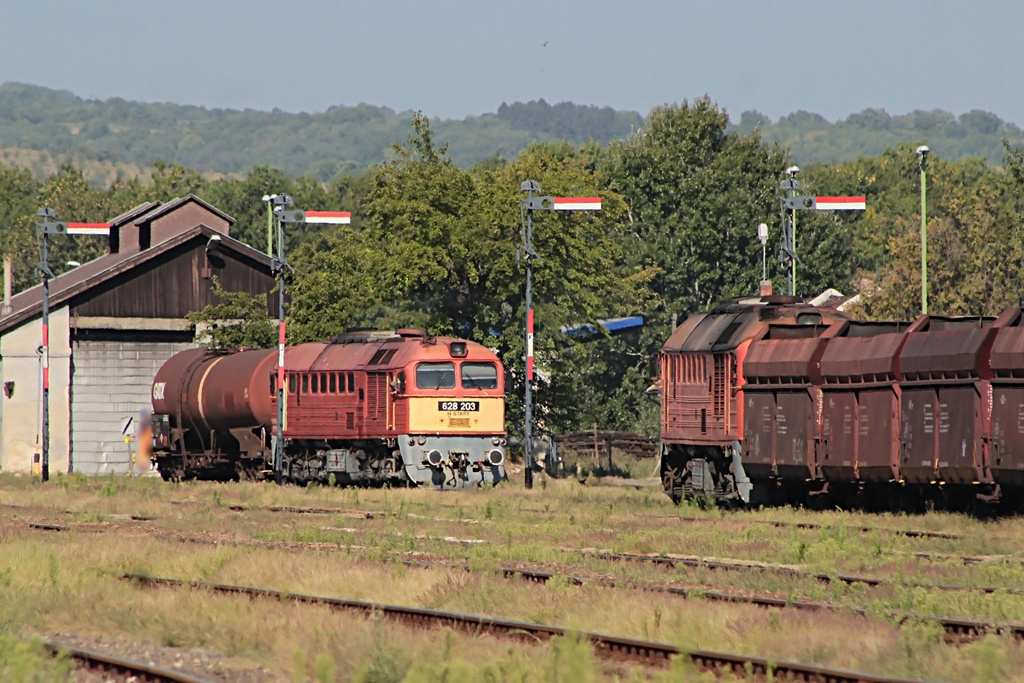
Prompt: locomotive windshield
<box><xmin>416</xmin><ymin>362</ymin><xmax>456</xmax><ymax>389</ymax></box>
<box><xmin>461</xmin><ymin>362</ymin><xmax>498</xmax><ymax>389</ymax></box>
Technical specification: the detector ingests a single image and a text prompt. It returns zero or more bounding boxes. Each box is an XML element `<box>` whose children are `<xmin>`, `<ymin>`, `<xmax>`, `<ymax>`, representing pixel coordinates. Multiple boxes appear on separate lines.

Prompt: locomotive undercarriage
<box><xmin>156</xmin><ymin>428</ymin><xmax>505</xmax><ymax>489</ymax></box>
<box><xmin>660</xmin><ymin>442</ymin><xmax>750</xmax><ymax>505</ymax></box>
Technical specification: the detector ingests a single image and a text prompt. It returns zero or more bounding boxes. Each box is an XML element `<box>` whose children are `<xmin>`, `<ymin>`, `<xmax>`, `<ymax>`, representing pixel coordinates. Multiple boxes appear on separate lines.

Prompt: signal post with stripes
<box><xmin>779</xmin><ymin>171</ymin><xmax>866</xmax><ymax>296</ymax></box>
<box><xmin>519</xmin><ymin>182</ymin><xmax>602</xmax><ymax>488</ymax></box>
<box><xmin>34</xmin><ymin>210</ymin><xmax>113</xmax><ymax>480</ymax></box>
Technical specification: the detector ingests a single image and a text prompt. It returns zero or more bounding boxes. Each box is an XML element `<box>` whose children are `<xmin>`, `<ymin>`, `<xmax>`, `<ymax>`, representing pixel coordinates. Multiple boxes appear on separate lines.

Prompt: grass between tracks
<box><xmin>2</xmin><ymin>472</ymin><xmax>1024</xmax><ymax>680</ymax></box>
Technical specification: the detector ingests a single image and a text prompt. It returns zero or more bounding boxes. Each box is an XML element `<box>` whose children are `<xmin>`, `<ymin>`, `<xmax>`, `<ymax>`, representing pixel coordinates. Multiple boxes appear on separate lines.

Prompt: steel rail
<box><xmin>44</xmin><ymin>641</ymin><xmax>214</xmax><ymax>683</ymax></box>
<box><xmin>583</xmin><ymin>550</ymin><xmax>886</xmax><ymax>586</ymax></box>
<box><xmin>24</xmin><ymin>521</ymin><xmax>1024</xmax><ymax>597</ymax></box>
<box><xmin>123</xmin><ymin>573</ymin><xmax>925</xmax><ymax>682</ymax></box>
<box><xmin>664</xmin><ymin>515</ymin><xmax>963</xmax><ymax>540</ymax></box>
<box><xmin>406</xmin><ymin>559</ymin><xmax>1024</xmax><ymax>644</ymax></box>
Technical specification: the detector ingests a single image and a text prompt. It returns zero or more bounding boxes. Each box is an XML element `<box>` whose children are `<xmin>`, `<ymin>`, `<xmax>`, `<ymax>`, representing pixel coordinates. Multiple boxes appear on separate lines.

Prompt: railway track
<box><xmin>23</xmin><ymin>520</ymin><xmax>1024</xmax><ymax>597</ymax></box>
<box><xmin>122</xmin><ymin>573</ymin><xmax>925</xmax><ymax>683</ymax></box>
<box><xmin>44</xmin><ymin>640</ymin><xmax>213</xmax><ymax>682</ymax></box>
<box><xmin>411</xmin><ymin>559</ymin><xmax>1024</xmax><ymax>644</ymax></box>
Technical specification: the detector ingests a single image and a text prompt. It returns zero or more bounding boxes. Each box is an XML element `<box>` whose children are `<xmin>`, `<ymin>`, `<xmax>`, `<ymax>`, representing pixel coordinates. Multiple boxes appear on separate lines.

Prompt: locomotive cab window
<box><xmin>416</xmin><ymin>362</ymin><xmax>456</xmax><ymax>389</ymax></box>
<box><xmin>461</xmin><ymin>362</ymin><xmax>498</xmax><ymax>389</ymax></box>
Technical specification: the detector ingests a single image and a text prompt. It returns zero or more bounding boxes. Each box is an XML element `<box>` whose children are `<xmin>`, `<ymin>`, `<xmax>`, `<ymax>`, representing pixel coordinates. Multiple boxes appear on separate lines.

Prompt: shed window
<box><xmin>302</xmin><ymin>374</ymin><xmax>309</xmax><ymax>394</ymax></box>
<box><xmin>329</xmin><ymin>373</ymin><xmax>337</xmax><ymax>393</ymax></box>
<box><xmin>320</xmin><ymin>373</ymin><xmax>327</xmax><ymax>393</ymax></box>
<box><xmin>311</xmin><ymin>374</ymin><xmax>318</xmax><ymax>394</ymax></box>
<box><xmin>416</xmin><ymin>362</ymin><xmax>456</xmax><ymax>389</ymax></box>
<box><xmin>289</xmin><ymin>374</ymin><xmax>297</xmax><ymax>393</ymax></box>
<box><xmin>347</xmin><ymin>373</ymin><xmax>355</xmax><ymax>393</ymax></box>
<box><xmin>461</xmin><ymin>362</ymin><xmax>498</xmax><ymax>389</ymax></box>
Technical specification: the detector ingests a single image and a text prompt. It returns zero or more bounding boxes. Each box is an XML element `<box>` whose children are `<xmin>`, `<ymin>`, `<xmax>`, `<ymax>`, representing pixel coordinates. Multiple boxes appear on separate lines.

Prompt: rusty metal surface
<box><xmin>744</xmin><ymin>327</ymin><xmax>832</xmax><ymax>384</ymax></box>
<box><xmin>899</xmin><ymin>317</ymin><xmax>995</xmax><ymax>381</ymax></box>
<box><xmin>820</xmin><ymin>322</ymin><xmax>908</xmax><ymax>383</ymax></box>
<box><xmin>821</xmin><ymin>391</ymin><xmax>857</xmax><ymax>480</ymax></box>
<box><xmin>661</xmin><ymin>301</ymin><xmax>848</xmax><ymax>449</ymax></box>
<box><xmin>991</xmin><ymin>315</ymin><xmax>1024</xmax><ymax>378</ymax></box>
<box><xmin>859</xmin><ymin>389</ymin><xmax>901</xmax><ymax>482</ymax></box>
<box><xmin>153</xmin><ymin>348</ymin><xmax>277</xmax><ymax>436</ymax></box>
<box><xmin>991</xmin><ymin>386</ymin><xmax>1024</xmax><ymax>486</ymax></box>
<box><xmin>900</xmin><ymin>388</ymin><xmax>938</xmax><ymax>483</ymax></box>
<box><xmin>774</xmin><ymin>390</ymin><xmax>816</xmax><ymax>479</ymax></box>
<box><xmin>742</xmin><ymin>392</ymin><xmax>776</xmax><ymax>478</ymax></box>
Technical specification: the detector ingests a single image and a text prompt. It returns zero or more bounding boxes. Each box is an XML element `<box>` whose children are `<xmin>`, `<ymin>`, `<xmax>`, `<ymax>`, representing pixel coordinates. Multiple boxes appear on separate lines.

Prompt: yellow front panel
<box><xmin>407</xmin><ymin>397</ymin><xmax>504</xmax><ymax>433</ymax></box>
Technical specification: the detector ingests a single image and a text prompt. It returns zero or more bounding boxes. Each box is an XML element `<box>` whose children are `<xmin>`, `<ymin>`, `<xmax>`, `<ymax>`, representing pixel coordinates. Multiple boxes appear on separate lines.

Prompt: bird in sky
<box><xmin>541</xmin><ymin>40</ymin><xmax>548</xmax><ymax>47</ymax></box>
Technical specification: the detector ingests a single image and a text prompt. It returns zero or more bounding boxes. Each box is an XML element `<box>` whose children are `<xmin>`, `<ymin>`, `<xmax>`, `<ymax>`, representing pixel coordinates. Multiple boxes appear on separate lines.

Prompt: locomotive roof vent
<box><xmin>396</xmin><ymin>328</ymin><xmax>426</xmax><ymax>338</ymax></box>
<box><xmin>333</xmin><ymin>329</ymin><xmax>400</xmax><ymax>344</ymax></box>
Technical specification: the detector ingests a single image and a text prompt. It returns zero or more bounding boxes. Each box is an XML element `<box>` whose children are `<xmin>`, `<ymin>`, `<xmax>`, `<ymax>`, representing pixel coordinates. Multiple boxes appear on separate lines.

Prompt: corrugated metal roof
<box><xmin>0</xmin><ymin>224</ymin><xmax>271</xmax><ymax>335</ymax></box>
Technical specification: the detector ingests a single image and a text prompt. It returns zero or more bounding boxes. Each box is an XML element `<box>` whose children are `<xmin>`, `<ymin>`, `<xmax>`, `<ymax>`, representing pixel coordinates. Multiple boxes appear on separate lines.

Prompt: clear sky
<box><xmin>4</xmin><ymin>0</ymin><xmax>1021</xmax><ymax>125</ymax></box>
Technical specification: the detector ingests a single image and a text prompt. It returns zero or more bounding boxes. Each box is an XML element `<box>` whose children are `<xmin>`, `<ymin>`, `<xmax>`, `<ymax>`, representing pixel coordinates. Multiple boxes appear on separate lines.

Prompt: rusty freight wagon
<box><xmin>150</xmin><ymin>329</ymin><xmax>506</xmax><ymax>488</ymax></box>
<box><xmin>658</xmin><ymin>297</ymin><xmax>848</xmax><ymax>503</ymax></box>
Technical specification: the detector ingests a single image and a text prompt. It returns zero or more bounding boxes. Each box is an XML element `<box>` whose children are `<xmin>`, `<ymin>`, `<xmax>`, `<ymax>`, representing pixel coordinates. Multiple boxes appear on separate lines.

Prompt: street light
<box><xmin>261</xmin><ymin>194</ymin><xmax>277</xmax><ymax>257</ymax></box>
<box><xmin>916</xmin><ymin>146</ymin><xmax>930</xmax><ymax>315</ymax></box>
<box><xmin>757</xmin><ymin>223</ymin><xmax>769</xmax><ymax>281</ymax></box>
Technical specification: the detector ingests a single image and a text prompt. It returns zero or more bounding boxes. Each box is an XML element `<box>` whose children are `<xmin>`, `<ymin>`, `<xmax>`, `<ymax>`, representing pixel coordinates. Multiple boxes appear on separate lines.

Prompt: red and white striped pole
<box><xmin>34</xmin><ymin>214</ymin><xmax>111</xmax><ymax>480</ymax></box>
<box><xmin>267</xmin><ymin>200</ymin><xmax>351</xmax><ymax>483</ymax></box>
<box><xmin>519</xmin><ymin>184</ymin><xmax>601</xmax><ymax>488</ymax></box>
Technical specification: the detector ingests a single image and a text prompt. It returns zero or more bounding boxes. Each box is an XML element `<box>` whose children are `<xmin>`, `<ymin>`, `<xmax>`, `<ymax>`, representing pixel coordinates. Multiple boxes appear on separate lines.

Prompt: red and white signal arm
<box><xmin>553</xmin><ymin>197</ymin><xmax>601</xmax><ymax>211</ymax></box>
<box><xmin>304</xmin><ymin>211</ymin><xmax>352</xmax><ymax>224</ymax></box>
<box><xmin>815</xmin><ymin>196</ymin><xmax>866</xmax><ymax>211</ymax></box>
<box><xmin>67</xmin><ymin>222</ymin><xmax>111</xmax><ymax>235</ymax></box>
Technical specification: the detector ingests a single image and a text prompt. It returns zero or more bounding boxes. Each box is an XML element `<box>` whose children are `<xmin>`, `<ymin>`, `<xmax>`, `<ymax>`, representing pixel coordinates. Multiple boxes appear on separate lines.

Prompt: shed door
<box><xmin>70</xmin><ymin>330</ymin><xmax>192</xmax><ymax>474</ymax></box>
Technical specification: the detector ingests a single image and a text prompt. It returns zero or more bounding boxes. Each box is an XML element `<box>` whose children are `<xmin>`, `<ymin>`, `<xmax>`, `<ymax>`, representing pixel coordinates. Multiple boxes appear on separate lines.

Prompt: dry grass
<box><xmin>3</xmin><ymin>472</ymin><xmax>1024</xmax><ymax>680</ymax></box>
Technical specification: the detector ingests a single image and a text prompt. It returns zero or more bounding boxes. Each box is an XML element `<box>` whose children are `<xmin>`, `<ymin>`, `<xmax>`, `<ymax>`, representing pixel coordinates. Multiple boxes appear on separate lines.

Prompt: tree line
<box><xmin>3</xmin><ymin>97</ymin><xmax>1024</xmax><ymax>441</ymax></box>
<box><xmin>2</xmin><ymin>83</ymin><xmax>1022</xmax><ymax>181</ymax></box>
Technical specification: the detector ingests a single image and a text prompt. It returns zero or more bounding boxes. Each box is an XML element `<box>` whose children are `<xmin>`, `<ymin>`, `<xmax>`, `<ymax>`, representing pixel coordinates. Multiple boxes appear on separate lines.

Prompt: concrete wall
<box><xmin>0</xmin><ymin>307</ymin><xmax>72</xmax><ymax>474</ymax></box>
<box><xmin>71</xmin><ymin>336</ymin><xmax>192</xmax><ymax>474</ymax></box>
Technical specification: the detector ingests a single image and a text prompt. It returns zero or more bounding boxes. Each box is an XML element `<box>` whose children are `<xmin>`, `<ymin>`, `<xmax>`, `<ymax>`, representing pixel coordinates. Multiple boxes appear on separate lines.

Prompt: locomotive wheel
<box><xmin>662</xmin><ymin>465</ymin><xmax>684</xmax><ymax>504</ymax></box>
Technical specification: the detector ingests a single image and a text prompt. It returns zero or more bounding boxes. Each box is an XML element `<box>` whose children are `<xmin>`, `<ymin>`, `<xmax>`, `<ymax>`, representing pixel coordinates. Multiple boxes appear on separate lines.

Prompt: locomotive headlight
<box><xmin>426</xmin><ymin>449</ymin><xmax>444</xmax><ymax>467</ymax></box>
<box><xmin>449</xmin><ymin>341</ymin><xmax>467</xmax><ymax>358</ymax></box>
<box><xmin>491</xmin><ymin>436</ymin><xmax>501</xmax><ymax>445</ymax></box>
<box><xmin>417</xmin><ymin>435</ymin><xmax>427</xmax><ymax>445</ymax></box>
<box><xmin>488</xmin><ymin>449</ymin><xmax>504</xmax><ymax>466</ymax></box>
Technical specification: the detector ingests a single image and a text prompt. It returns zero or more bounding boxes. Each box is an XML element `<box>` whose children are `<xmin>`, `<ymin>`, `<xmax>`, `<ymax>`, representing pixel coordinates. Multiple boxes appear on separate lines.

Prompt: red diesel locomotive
<box><xmin>150</xmin><ymin>329</ymin><xmax>506</xmax><ymax>488</ymax></box>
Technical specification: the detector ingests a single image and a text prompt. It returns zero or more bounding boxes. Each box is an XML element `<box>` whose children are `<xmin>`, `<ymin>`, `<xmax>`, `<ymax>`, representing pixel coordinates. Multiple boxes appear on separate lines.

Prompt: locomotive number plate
<box><xmin>439</xmin><ymin>401</ymin><xmax>480</xmax><ymax>412</ymax></box>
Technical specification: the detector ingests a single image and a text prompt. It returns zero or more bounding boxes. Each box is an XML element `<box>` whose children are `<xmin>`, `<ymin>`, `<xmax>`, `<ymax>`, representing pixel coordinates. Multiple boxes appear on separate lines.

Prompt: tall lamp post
<box><xmin>518</xmin><ymin>182</ymin><xmax>601</xmax><ymax>489</ymax></box>
<box><xmin>916</xmin><ymin>145</ymin><xmax>930</xmax><ymax>315</ymax></box>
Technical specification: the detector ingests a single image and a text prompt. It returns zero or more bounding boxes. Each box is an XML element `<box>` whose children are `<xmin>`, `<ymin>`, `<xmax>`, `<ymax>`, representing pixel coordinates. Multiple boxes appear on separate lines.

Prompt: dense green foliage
<box><xmin>738</xmin><ymin>107</ymin><xmax>1024</xmax><ymax>165</ymax></box>
<box><xmin>2</xmin><ymin>83</ymin><xmax>1022</xmax><ymax>183</ymax></box>
<box><xmin>3</xmin><ymin>94</ymin><xmax>1024</xmax><ymax>440</ymax></box>
<box><xmin>0</xmin><ymin>84</ymin><xmax>642</xmax><ymax>180</ymax></box>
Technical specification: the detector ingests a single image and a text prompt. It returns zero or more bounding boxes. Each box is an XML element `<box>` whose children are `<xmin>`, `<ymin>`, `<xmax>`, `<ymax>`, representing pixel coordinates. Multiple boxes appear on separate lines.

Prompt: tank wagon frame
<box><xmin>151</xmin><ymin>329</ymin><xmax>507</xmax><ymax>488</ymax></box>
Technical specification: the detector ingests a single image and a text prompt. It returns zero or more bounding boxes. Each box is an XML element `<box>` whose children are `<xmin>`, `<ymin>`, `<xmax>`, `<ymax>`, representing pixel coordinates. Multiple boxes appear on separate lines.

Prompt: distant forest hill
<box><xmin>1</xmin><ymin>82</ymin><xmax>1022</xmax><ymax>182</ymax></box>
